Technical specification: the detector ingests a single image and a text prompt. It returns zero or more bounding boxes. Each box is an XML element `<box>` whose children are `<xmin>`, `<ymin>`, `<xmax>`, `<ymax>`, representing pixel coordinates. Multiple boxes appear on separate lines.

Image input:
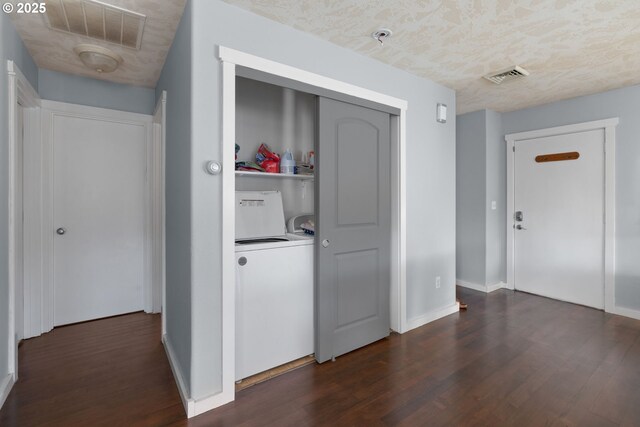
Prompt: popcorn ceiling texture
<box><xmin>223</xmin><ymin>0</ymin><xmax>640</xmax><ymax>114</ymax></box>
<box><xmin>10</xmin><ymin>0</ymin><xmax>187</xmax><ymax>88</ymax></box>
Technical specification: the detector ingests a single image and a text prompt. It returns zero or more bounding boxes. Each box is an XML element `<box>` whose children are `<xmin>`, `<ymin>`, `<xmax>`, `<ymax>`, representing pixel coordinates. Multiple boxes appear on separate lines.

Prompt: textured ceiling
<box><xmin>10</xmin><ymin>0</ymin><xmax>186</xmax><ymax>88</ymax></box>
<box><xmin>223</xmin><ymin>0</ymin><xmax>640</xmax><ymax>114</ymax></box>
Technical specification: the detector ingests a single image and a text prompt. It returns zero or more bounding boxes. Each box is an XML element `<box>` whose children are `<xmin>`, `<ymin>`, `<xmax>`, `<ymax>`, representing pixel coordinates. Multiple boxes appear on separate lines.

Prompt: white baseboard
<box><xmin>487</xmin><ymin>282</ymin><xmax>507</xmax><ymax>293</ymax></box>
<box><xmin>609</xmin><ymin>305</ymin><xmax>640</xmax><ymax>321</ymax></box>
<box><xmin>457</xmin><ymin>279</ymin><xmax>506</xmax><ymax>293</ymax></box>
<box><xmin>405</xmin><ymin>302</ymin><xmax>460</xmax><ymax>332</ymax></box>
<box><xmin>162</xmin><ymin>335</ymin><xmax>234</xmax><ymax>418</ymax></box>
<box><xmin>456</xmin><ymin>280</ymin><xmax>486</xmax><ymax>293</ymax></box>
<box><xmin>0</xmin><ymin>374</ymin><xmax>15</xmax><ymax>410</ymax></box>
<box><xmin>162</xmin><ymin>335</ymin><xmax>192</xmax><ymax>416</ymax></box>
<box><xmin>192</xmin><ymin>389</ymin><xmax>234</xmax><ymax>418</ymax></box>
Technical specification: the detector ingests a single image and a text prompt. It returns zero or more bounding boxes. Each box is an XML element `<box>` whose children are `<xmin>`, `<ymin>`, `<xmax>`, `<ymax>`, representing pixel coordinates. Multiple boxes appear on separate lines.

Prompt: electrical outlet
<box><xmin>491</xmin><ymin>200</ymin><xmax>497</xmax><ymax>210</ymax></box>
<box><xmin>435</xmin><ymin>276</ymin><xmax>441</xmax><ymax>289</ymax></box>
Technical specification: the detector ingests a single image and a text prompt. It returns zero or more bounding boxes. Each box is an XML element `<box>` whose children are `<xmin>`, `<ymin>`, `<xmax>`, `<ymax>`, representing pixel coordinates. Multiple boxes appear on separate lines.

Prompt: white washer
<box><xmin>235</xmin><ymin>191</ymin><xmax>314</xmax><ymax>381</ymax></box>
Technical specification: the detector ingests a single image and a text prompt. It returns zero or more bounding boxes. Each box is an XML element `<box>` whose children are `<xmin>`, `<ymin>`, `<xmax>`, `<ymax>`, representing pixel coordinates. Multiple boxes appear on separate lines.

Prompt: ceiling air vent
<box><xmin>483</xmin><ymin>65</ymin><xmax>530</xmax><ymax>85</ymax></box>
<box><xmin>43</xmin><ymin>0</ymin><xmax>146</xmax><ymax>50</ymax></box>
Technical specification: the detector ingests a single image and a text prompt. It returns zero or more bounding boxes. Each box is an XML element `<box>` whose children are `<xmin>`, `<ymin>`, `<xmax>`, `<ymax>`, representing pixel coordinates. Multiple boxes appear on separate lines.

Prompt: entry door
<box><xmin>53</xmin><ymin>112</ymin><xmax>147</xmax><ymax>326</ymax></box>
<box><xmin>316</xmin><ymin>97</ymin><xmax>391</xmax><ymax>363</ymax></box>
<box><xmin>514</xmin><ymin>129</ymin><xmax>604</xmax><ymax>308</ymax></box>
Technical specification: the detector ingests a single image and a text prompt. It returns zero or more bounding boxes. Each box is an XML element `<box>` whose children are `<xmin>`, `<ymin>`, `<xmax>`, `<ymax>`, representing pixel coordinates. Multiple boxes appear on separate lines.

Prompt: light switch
<box><xmin>491</xmin><ymin>200</ymin><xmax>497</xmax><ymax>210</ymax></box>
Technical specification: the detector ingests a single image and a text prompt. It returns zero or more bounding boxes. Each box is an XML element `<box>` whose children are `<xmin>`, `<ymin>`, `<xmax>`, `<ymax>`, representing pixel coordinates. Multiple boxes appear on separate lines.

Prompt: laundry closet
<box><xmin>234</xmin><ymin>77</ymin><xmax>316</xmax><ymax>381</ymax></box>
<box><xmin>233</xmin><ymin>74</ymin><xmax>395</xmax><ymax>384</ymax></box>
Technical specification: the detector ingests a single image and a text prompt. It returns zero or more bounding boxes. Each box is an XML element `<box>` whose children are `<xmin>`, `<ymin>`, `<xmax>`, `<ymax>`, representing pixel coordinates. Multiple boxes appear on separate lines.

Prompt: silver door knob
<box><xmin>322</xmin><ymin>239</ymin><xmax>330</xmax><ymax>248</ymax></box>
<box><xmin>56</xmin><ymin>227</ymin><xmax>66</xmax><ymax>235</ymax></box>
<box><xmin>516</xmin><ymin>224</ymin><xmax>527</xmax><ymax>230</ymax></box>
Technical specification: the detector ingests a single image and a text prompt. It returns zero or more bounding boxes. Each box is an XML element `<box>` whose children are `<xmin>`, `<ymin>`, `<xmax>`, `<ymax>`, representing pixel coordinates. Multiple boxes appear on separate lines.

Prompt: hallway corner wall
<box><xmin>0</xmin><ymin>10</ymin><xmax>38</xmax><ymax>386</ymax></box>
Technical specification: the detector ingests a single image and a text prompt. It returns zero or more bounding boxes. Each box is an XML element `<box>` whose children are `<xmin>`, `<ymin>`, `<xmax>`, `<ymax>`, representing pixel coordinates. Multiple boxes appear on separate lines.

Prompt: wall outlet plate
<box><xmin>435</xmin><ymin>276</ymin><xmax>441</xmax><ymax>288</ymax></box>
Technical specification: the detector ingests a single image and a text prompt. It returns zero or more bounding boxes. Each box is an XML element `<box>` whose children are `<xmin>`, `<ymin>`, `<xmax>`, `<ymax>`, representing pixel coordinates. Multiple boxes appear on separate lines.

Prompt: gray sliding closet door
<box><xmin>315</xmin><ymin>97</ymin><xmax>391</xmax><ymax>363</ymax></box>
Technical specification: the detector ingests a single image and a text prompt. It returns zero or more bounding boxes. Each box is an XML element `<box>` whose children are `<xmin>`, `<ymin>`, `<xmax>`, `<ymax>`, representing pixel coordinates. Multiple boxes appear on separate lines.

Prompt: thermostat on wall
<box><xmin>205</xmin><ymin>161</ymin><xmax>222</xmax><ymax>175</ymax></box>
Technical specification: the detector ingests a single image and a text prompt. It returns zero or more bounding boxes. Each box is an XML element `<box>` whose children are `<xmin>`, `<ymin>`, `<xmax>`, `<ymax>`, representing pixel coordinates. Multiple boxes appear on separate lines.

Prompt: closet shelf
<box><xmin>235</xmin><ymin>170</ymin><xmax>314</xmax><ymax>180</ymax></box>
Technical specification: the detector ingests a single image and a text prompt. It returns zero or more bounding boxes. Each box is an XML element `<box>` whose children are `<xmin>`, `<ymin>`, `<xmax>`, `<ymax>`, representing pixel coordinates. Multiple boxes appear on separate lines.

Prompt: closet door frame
<box><xmin>217</xmin><ymin>46</ymin><xmax>407</xmax><ymax>413</ymax></box>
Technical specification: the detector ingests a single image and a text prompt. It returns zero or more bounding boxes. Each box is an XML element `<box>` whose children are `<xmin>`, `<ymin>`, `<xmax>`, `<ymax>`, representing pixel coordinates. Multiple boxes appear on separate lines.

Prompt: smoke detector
<box><xmin>483</xmin><ymin>65</ymin><xmax>530</xmax><ymax>85</ymax></box>
<box><xmin>372</xmin><ymin>28</ymin><xmax>393</xmax><ymax>45</ymax></box>
<box><xmin>73</xmin><ymin>44</ymin><xmax>123</xmax><ymax>73</ymax></box>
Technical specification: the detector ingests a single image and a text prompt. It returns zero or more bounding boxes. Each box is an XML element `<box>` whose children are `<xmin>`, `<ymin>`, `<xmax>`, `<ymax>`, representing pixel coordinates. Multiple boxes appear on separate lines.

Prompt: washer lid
<box><xmin>235</xmin><ymin>191</ymin><xmax>286</xmax><ymax>240</ymax></box>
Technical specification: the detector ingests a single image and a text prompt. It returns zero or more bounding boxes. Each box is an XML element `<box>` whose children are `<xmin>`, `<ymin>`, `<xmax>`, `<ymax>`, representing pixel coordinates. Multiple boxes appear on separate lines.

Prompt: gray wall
<box><xmin>456</xmin><ymin>111</ymin><xmax>486</xmax><ymax>285</ymax></box>
<box><xmin>0</xmin><ymin>12</ymin><xmax>38</xmax><ymax>381</ymax></box>
<box><xmin>503</xmin><ymin>84</ymin><xmax>640</xmax><ymax>311</ymax></box>
<box><xmin>39</xmin><ymin>69</ymin><xmax>155</xmax><ymax>114</ymax></box>
<box><xmin>485</xmin><ymin>110</ymin><xmax>505</xmax><ymax>285</ymax></box>
<box><xmin>456</xmin><ymin>109</ymin><xmax>505</xmax><ymax>287</ymax></box>
<box><xmin>154</xmin><ymin>0</ymin><xmax>193</xmax><ymax>393</ymax></box>
<box><xmin>181</xmin><ymin>0</ymin><xmax>456</xmax><ymax>400</ymax></box>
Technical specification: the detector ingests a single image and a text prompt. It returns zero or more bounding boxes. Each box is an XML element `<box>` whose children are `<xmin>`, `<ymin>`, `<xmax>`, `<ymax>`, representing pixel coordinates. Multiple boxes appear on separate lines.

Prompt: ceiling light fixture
<box><xmin>73</xmin><ymin>44</ymin><xmax>123</xmax><ymax>73</ymax></box>
<box><xmin>372</xmin><ymin>28</ymin><xmax>393</xmax><ymax>46</ymax></box>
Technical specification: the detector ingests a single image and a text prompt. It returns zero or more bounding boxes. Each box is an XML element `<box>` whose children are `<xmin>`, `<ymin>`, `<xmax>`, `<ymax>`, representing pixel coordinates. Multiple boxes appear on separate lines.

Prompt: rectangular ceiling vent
<box><xmin>43</xmin><ymin>0</ymin><xmax>146</xmax><ymax>50</ymax></box>
<box><xmin>483</xmin><ymin>65</ymin><xmax>530</xmax><ymax>85</ymax></box>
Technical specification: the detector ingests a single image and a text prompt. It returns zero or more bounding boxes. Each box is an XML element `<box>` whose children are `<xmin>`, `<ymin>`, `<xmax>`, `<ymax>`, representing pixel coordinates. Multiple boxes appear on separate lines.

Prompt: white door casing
<box><xmin>7</xmin><ymin>60</ymin><xmax>40</xmax><ymax>383</ymax></box>
<box><xmin>15</xmin><ymin>106</ymin><xmax>24</xmax><ymax>341</ymax></box>
<box><xmin>506</xmin><ymin>118</ymin><xmax>617</xmax><ymax>313</ymax></box>
<box><xmin>153</xmin><ymin>90</ymin><xmax>167</xmax><ymax>336</ymax></box>
<box><xmin>513</xmin><ymin>129</ymin><xmax>604</xmax><ymax>308</ymax></box>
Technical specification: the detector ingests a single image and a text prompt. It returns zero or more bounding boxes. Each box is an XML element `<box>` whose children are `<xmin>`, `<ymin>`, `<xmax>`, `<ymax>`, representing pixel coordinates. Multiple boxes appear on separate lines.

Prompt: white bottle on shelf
<box><xmin>280</xmin><ymin>149</ymin><xmax>296</xmax><ymax>175</ymax></box>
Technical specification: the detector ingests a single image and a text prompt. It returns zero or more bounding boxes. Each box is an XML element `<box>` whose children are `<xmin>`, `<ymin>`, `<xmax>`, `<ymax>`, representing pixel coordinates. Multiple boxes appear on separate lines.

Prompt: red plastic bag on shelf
<box><xmin>256</xmin><ymin>143</ymin><xmax>280</xmax><ymax>173</ymax></box>
<box><xmin>261</xmin><ymin>159</ymin><xmax>279</xmax><ymax>173</ymax></box>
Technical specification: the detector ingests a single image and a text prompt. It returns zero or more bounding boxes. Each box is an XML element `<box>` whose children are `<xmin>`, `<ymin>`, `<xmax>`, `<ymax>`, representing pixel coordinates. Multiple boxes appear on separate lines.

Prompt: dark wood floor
<box><xmin>2</xmin><ymin>287</ymin><xmax>640</xmax><ymax>426</ymax></box>
<box><xmin>0</xmin><ymin>312</ymin><xmax>185</xmax><ymax>426</ymax></box>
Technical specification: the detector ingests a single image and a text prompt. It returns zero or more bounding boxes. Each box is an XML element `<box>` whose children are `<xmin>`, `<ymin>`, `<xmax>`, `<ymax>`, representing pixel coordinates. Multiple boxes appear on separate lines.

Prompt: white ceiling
<box><xmin>10</xmin><ymin>0</ymin><xmax>187</xmax><ymax>88</ymax></box>
<box><xmin>223</xmin><ymin>0</ymin><xmax>640</xmax><ymax>114</ymax></box>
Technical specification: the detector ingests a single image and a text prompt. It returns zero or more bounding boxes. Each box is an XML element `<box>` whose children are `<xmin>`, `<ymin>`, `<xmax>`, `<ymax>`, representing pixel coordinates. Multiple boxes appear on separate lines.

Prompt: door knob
<box><xmin>516</xmin><ymin>224</ymin><xmax>527</xmax><ymax>230</ymax></box>
<box><xmin>322</xmin><ymin>239</ymin><xmax>330</xmax><ymax>248</ymax></box>
<box><xmin>56</xmin><ymin>227</ymin><xmax>66</xmax><ymax>235</ymax></box>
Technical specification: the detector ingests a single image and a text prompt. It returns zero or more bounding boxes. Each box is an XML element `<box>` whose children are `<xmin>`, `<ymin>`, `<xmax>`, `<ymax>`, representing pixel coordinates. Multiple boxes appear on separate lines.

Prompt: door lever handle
<box><xmin>515</xmin><ymin>224</ymin><xmax>527</xmax><ymax>230</ymax></box>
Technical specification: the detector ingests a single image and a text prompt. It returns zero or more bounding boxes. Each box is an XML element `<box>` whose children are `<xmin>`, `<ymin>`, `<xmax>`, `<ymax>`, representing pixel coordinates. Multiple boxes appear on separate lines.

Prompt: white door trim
<box><xmin>38</xmin><ymin>100</ymin><xmax>157</xmax><ymax>331</ymax></box>
<box><xmin>505</xmin><ymin>118</ymin><xmax>618</xmax><ymax>314</ymax></box>
<box><xmin>7</xmin><ymin>60</ymin><xmax>40</xmax><ymax>384</ymax></box>
<box><xmin>207</xmin><ymin>46</ymin><xmax>408</xmax><ymax>417</ymax></box>
<box><xmin>153</xmin><ymin>91</ymin><xmax>167</xmax><ymax>333</ymax></box>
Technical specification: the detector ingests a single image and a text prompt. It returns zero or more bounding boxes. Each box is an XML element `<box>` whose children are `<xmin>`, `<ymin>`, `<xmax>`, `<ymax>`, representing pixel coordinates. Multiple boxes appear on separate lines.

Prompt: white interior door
<box><xmin>53</xmin><ymin>112</ymin><xmax>147</xmax><ymax>326</ymax></box>
<box><xmin>514</xmin><ymin>129</ymin><xmax>604</xmax><ymax>308</ymax></box>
